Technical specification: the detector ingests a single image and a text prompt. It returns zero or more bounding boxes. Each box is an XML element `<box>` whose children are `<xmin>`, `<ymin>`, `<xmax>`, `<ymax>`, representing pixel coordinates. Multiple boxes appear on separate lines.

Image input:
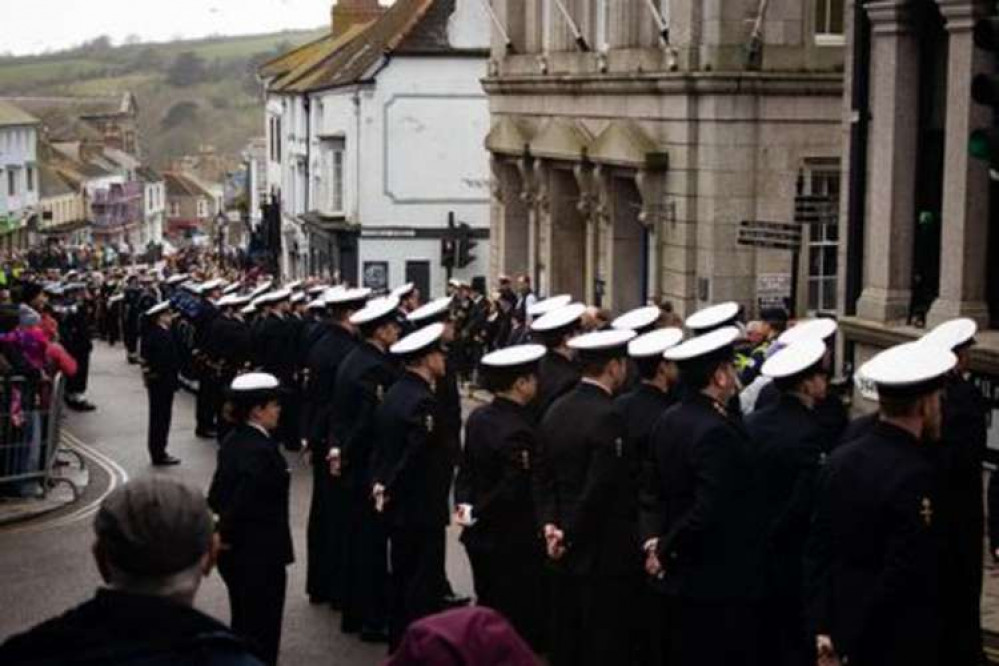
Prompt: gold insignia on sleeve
<box><xmin>920</xmin><ymin>497</ymin><xmax>933</xmax><ymax>527</ymax></box>
<box><xmin>376</xmin><ymin>384</ymin><xmax>385</xmax><ymax>402</ymax></box>
<box><xmin>425</xmin><ymin>414</ymin><xmax>434</xmax><ymax>433</ymax></box>
<box><xmin>615</xmin><ymin>437</ymin><xmax>623</xmax><ymax>458</ymax></box>
<box><xmin>520</xmin><ymin>450</ymin><xmax>531</xmax><ymax>470</ymax></box>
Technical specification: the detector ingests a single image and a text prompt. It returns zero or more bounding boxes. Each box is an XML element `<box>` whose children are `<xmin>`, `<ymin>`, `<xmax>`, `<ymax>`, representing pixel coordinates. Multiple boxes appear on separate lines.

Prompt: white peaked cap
<box><xmin>762</xmin><ymin>338</ymin><xmax>827</xmax><ymax>379</ymax></box>
<box><xmin>531</xmin><ymin>302</ymin><xmax>586</xmax><ymax>333</ymax></box>
<box><xmin>665</xmin><ymin>326</ymin><xmax>740</xmax><ymax>362</ymax></box>
<box><xmin>778</xmin><ymin>318</ymin><xmax>839</xmax><ymax>346</ymax></box>
<box><xmin>685</xmin><ymin>302</ymin><xmax>740</xmax><ymax>333</ymax></box>
<box><xmin>612</xmin><ymin>306</ymin><xmax>661</xmax><ymax>332</ymax></box>
<box><xmin>628</xmin><ymin>327</ymin><xmax>684</xmax><ymax>359</ymax></box>
<box><xmin>391</xmin><ymin>322</ymin><xmax>445</xmax><ymax>356</ymax></box>
<box><xmin>481</xmin><ymin>344</ymin><xmax>546</xmax><ymax>368</ymax></box>
<box><xmin>528</xmin><ymin>294</ymin><xmax>572</xmax><ymax>318</ymax></box>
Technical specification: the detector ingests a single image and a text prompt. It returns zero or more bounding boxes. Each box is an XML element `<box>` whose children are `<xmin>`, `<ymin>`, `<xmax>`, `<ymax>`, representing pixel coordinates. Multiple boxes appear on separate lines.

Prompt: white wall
<box><xmin>357</xmin><ymin>236</ymin><xmax>491</xmax><ymax>298</ymax></box>
<box><xmin>0</xmin><ymin>125</ymin><xmax>39</xmax><ymax>215</ymax></box>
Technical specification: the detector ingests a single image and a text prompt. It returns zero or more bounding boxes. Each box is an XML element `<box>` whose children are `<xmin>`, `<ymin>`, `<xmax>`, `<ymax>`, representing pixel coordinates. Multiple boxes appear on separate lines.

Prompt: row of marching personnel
<box><xmin>132</xmin><ymin>272</ymin><xmax>992</xmax><ymax>666</ymax></box>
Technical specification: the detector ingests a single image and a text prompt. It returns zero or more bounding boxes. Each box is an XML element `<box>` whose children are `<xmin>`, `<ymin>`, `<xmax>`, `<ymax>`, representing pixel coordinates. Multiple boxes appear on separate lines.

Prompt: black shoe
<box><xmin>442</xmin><ymin>593</ymin><xmax>471</xmax><ymax>608</ymax></box>
<box><xmin>195</xmin><ymin>429</ymin><xmax>218</xmax><ymax>439</ymax></box>
<box><xmin>152</xmin><ymin>455</ymin><xmax>181</xmax><ymax>467</ymax></box>
<box><xmin>359</xmin><ymin>628</ymin><xmax>389</xmax><ymax>644</ymax></box>
<box><xmin>66</xmin><ymin>399</ymin><xmax>97</xmax><ymax>412</ymax></box>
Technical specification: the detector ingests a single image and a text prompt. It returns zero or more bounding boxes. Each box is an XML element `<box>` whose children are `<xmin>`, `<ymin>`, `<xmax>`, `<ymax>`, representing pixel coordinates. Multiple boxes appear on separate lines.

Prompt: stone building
<box><xmin>837</xmin><ymin>0</ymin><xmax>999</xmax><ymax>411</ymax></box>
<box><xmin>484</xmin><ymin>0</ymin><xmax>845</xmax><ymax>316</ymax></box>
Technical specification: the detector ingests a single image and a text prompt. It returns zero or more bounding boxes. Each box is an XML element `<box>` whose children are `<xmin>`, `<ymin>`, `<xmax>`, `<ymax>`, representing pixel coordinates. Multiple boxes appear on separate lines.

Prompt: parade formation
<box><xmin>0</xmin><ymin>259</ymin><xmax>992</xmax><ymax>666</ymax></box>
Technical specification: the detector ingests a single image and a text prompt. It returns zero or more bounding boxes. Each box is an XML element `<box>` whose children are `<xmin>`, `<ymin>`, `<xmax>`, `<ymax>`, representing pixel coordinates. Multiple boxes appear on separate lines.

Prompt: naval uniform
<box><xmin>937</xmin><ymin>371</ymin><xmax>988</xmax><ymax>664</ymax></box>
<box><xmin>332</xmin><ymin>341</ymin><xmax>399</xmax><ymax>632</ymax></box>
<box><xmin>207</xmin><ymin>313</ymin><xmax>253</xmax><ymax>442</ymax></box>
<box><xmin>60</xmin><ymin>297</ymin><xmax>94</xmax><ymax>400</ymax></box>
<box><xmin>455</xmin><ymin>397</ymin><xmax>544</xmax><ymax>649</ymax></box>
<box><xmin>208</xmin><ymin>423</ymin><xmax>293</xmax><ymax>666</ymax></box>
<box><xmin>536</xmin><ymin>381</ymin><xmax>642</xmax><ymax>666</ymax></box>
<box><xmin>531</xmin><ymin>351</ymin><xmax>579</xmax><ymax>422</ymax></box>
<box><xmin>254</xmin><ymin>313</ymin><xmax>298</xmax><ymax>448</ymax></box>
<box><xmin>372</xmin><ymin>371</ymin><xmax>452</xmax><ymax>650</ymax></box>
<box><xmin>140</xmin><ymin>322</ymin><xmax>180</xmax><ymax>464</ymax></box>
<box><xmin>193</xmin><ymin>299</ymin><xmax>221</xmax><ymax>436</ymax></box>
<box><xmin>805</xmin><ymin>421</ymin><xmax>944</xmax><ymax>666</ymax></box>
<box><xmin>301</xmin><ymin>324</ymin><xmax>358</xmax><ymax>605</ymax></box>
<box><xmin>643</xmin><ymin>392</ymin><xmax>766</xmax><ymax>666</ymax></box>
<box><xmin>745</xmin><ymin>392</ymin><xmax>826</xmax><ymax>666</ymax></box>
<box><xmin>615</xmin><ymin>381</ymin><xmax>677</xmax><ymax>664</ymax></box>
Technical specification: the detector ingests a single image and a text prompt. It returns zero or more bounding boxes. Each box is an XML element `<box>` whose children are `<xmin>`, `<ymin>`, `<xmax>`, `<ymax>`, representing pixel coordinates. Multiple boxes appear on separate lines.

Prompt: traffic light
<box><xmin>441</xmin><ymin>237</ymin><xmax>456</xmax><ymax>270</ymax></box>
<box><xmin>456</xmin><ymin>223</ymin><xmax>477</xmax><ymax>269</ymax></box>
<box><xmin>970</xmin><ymin>16</ymin><xmax>999</xmax><ymax>170</ymax></box>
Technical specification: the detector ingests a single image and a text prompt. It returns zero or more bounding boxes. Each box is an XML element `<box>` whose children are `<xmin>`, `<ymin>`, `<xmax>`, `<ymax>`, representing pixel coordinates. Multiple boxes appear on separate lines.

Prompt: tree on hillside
<box><xmin>129</xmin><ymin>47</ymin><xmax>164</xmax><ymax>72</ymax></box>
<box><xmin>166</xmin><ymin>51</ymin><xmax>207</xmax><ymax>87</ymax></box>
<box><xmin>161</xmin><ymin>101</ymin><xmax>199</xmax><ymax>130</ymax></box>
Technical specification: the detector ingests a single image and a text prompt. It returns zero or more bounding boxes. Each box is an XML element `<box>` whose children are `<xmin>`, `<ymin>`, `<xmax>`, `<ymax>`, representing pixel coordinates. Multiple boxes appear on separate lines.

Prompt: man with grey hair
<box><xmin>0</xmin><ymin>476</ymin><xmax>263</xmax><ymax>666</ymax></box>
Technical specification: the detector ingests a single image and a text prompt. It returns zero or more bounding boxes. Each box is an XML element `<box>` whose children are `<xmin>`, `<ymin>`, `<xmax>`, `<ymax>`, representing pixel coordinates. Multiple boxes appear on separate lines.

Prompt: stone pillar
<box><xmin>927</xmin><ymin>0</ymin><xmax>992</xmax><ymax>327</ymax></box>
<box><xmin>855</xmin><ymin>0</ymin><xmax>921</xmax><ymax>323</ymax></box>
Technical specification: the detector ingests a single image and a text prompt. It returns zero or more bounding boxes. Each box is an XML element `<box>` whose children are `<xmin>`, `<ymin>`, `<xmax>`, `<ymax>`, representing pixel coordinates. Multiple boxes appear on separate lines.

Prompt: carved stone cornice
<box><xmin>934</xmin><ymin>0</ymin><xmax>991</xmax><ymax>31</ymax></box>
<box><xmin>865</xmin><ymin>0</ymin><xmax>916</xmax><ymax>35</ymax></box>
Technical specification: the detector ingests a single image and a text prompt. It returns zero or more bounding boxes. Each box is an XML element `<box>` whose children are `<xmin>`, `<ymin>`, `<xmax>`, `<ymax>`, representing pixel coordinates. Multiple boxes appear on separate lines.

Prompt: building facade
<box><xmin>485</xmin><ymin>0</ymin><xmax>845</xmax><ymax>316</ymax></box>
<box><xmin>163</xmin><ymin>171</ymin><xmax>224</xmax><ymax>244</ymax></box>
<box><xmin>261</xmin><ymin>0</ymin><xmax>492</xmax><ymax>295</ymax></box>
<box><xmin>0</xmin><ymin>101</ymin><xmax>41</xmax><ymax>251</ymax></box>
<box><xmin>836</xmin><ymin>0</ymin><xmax>999</xmax><ymax>415</ymax></box>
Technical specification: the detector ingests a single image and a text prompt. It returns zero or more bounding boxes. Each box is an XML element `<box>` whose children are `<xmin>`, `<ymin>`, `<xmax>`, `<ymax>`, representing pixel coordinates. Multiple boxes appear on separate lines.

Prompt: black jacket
<box><xmin>206</xmin><ymin>315</ymin><xmax>252</xmax><ymax>376</ymax></box>
<box><xmin>208</xmin><ymin>424</ymin><xmax>294</xmax><ymax>566</ymax></box>
<box><xmin>330</xmin><ymin>341</ymin><xmax>399</xmax><ymax>492</ymax></box>
<box><xmin>253</xmin><ymin>314</ymin><xmax>296</xmax><ymax>381</ymax></box>
<box><xmin>536</xmin><ymin>381</ymin><xmax>640</xmax><ymax>577</ymax></box>
<box><xmin>530</xmin><ymin>351</ymin><xmax>579</xmax><ymax>422</ymax></box>
<box><xmin>805</xmin><ymin>421</ymin><xmax>943</xmax><ymax>666</ymax></box>
<box><xmin>745</xmin><ymin>393</ymin><xmax>825</xmax><ymax>599</ymax></box>
<box><xmin>0</xmin><ymin>588</ymin><xmax>262</xmax><ymax>666</ymax></box>
<box><xmin>302</xmin><ymin>324</ymin><xmax>358</xmax><ymax>445</ymax></box>
<box><xmin>373</xmin><ymin>372</ymin><xmax>452</xmax><ymax>531</ymax></box>
<box><xmin>643</xmin><ymin>392</ymin><xmax>765</xmax><ymax>601</ymax></box>
<box><xmin>456</xmin><ymin>397</ymin><xmax>539</xmax><ymax>551</ymax></box>
<box><xmin>140</xmin><ymin>325</ymin><xmax>180</xmax><ymax>390</ymax></box>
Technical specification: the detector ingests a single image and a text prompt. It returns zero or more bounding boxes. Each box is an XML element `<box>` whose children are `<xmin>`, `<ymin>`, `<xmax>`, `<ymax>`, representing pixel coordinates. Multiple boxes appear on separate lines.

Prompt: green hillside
<box><xmin>0</xmin><ymin>29</ymin><xmax>325</xmax><ymax>168</ymax></box>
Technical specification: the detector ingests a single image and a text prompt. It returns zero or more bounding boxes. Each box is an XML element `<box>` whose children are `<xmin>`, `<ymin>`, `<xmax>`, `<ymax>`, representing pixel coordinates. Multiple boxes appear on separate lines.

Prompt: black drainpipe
<box><xmin>845</xmin><ymin>3</ymin><xmax>870</xmax><ymax>318</ymax></box>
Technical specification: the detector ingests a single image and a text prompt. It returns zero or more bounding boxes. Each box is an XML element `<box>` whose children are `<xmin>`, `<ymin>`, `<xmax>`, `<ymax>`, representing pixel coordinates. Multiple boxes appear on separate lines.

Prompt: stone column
<box><xmin>927</xmin><ymin>0</ymin><xmax>992</xmax><ymax>327</ymax></box>
<box><xmin>855</xmin><ymin>0</ymin><xmax>921</xmax><ymax>323</ymax></box>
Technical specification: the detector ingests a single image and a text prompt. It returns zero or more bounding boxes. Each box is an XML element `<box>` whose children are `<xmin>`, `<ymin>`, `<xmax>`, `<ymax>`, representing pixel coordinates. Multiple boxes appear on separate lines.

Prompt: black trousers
<box><xmin>388</xmin><ymin>527</ymin><xmax>444</xmax><ymax>651</ymax></box>
<box><xmin>549</xmin><ymin>573</ymin><xmax>638</xmax><ymax>666</ymax></box>
<box><xmin>219</xmin><ymin>552</ymin><xmax>287</xmax><ymax>666</ymax></box>
<box><xmin>666</xmin><ymin>598</ymin><xmax>762</xmax><ymax>666</ymax></box>
<box><xmin>342</xmin><ymin>493</ymin><xmax>388</xmax><ymax>633</ymax></box>
<box><xmin>465</xmin><ymin>539</ymin><xmax>545</xmax><ymax>651</ymax></box>
<box><xmin>65</xmin><ymin>350</ymin><xmax>90</xmax><ymax>395</ymax></box>
<box><xmin>124</xmin><ymin>326</ymin><xmax>138</xmax><ymax>356</ymax></box>
<box><xmin>306</xmin><ymin>456</ymin><xmax>348</xmax><ymax>607</ymax></box>
<box><xmin>146</xmin><ymin>383</ymin><xmax>174</xmax><ymax>463</ymax></box>
<box><xmin>196</xmin><ymin>374</ymin><xmax>219</xmax><ymax>432</ymax></box>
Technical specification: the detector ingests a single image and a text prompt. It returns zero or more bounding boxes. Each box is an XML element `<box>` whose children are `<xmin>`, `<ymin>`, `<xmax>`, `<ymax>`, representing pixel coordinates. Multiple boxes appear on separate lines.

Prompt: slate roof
<box><xmin>164</xmin><ymin>172</ymin><xmax>215</xmax><ymax>199</ymax></box>
<box><xmin>38</xmin><ymin>163</ymin><xmax>75</xmax><ymax>198</ymax></box>
<box><xmin>0</xmin><ymin>100</ymin><xmax>40</xmax><ymax>128</ymax></box>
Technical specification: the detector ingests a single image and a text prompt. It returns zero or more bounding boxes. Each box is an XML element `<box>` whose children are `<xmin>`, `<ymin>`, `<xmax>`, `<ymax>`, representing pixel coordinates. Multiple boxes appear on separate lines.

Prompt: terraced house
<box><xmin>484</xmin><ymin>0</ymin><xmax>845</xmax><ymax>316</ymax></box>
<box><xmin>260</xmin><ymin>0</ymin><xmax>492</xmax><ymax>296</ymax></box>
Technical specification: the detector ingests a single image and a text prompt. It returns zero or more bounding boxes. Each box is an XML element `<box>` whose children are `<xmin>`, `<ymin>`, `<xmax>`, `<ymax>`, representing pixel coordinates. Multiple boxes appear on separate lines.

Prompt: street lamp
<box><xmin>215</xmin><ymin>211</ymin><xmax>227</xmax><ymax>269</ymax></box>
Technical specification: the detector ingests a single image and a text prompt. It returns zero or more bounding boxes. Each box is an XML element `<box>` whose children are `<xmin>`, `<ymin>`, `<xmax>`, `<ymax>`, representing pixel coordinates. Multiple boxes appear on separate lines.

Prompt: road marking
<box><xmin>1</xmin><ymin>430</ymin><xmax>128</xmax><ymax>535</ymax></box>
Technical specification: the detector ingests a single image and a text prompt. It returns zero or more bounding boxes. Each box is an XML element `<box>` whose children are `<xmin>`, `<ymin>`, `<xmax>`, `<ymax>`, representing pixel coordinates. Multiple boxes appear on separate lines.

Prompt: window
<box><xmin>803</xmin><ymin>165</ymin><xmax>841</xmax><ymax>313</ymax></box>
<box><xmin>169</xmin><ymin>201</ymin><xmax>180</xmax><ymax>217</ymax></box>
<box><xmin>815</xmin><ymin>0</ymin><xmax>845</xmax><ymax>45</ymax></box>
<box><xmin>269</xmin><ymin>117</ymin><xmax>283</xmax><ymax>162</ymax></box>
<box><xmin>593</xmin><ymin>0</ymin><xmax>608</xmax><ymax>52</ymax></box>
<box><xmin>7</xmin><ymin>169</ymin><xmax>16</xmax><ymax>197</ymax></box>
<box><xmin>197</xmin><ymin>199</ymin><xmax>207</xmax><ymax>218</ymax></box>
<box><xmin>26</xmin><ymin>166</ymin><xmax>34</xmax><ymax>192</ymax></box>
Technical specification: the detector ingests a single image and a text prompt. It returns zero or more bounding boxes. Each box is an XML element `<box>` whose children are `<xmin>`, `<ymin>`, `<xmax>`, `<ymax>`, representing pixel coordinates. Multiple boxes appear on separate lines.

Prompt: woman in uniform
<box><xmin>208</xmin><ymin>373</ymin><xmax>294</xmax><ymax>665</ymax></box>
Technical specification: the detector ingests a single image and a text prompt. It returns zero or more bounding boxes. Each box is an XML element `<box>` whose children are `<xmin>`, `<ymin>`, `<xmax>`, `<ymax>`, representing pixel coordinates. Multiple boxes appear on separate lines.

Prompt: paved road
<box><xmin>0</xmin><ymin>341</ymin><xmax>474</xmax><ymax>664</ymax></box>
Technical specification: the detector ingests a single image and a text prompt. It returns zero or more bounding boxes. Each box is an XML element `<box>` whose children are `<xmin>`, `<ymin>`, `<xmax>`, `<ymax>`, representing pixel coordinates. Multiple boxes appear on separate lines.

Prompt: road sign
<box><xmin>737</xmin><ymin>220</ymin><xmax>802</xmax><ymax>251</ymax></box>
<box><xmin>794</xmin><ymin>195</ymin><xmax>837</xmax><ymax>225</ymax></box>
<box><xmin>756</xmin><ymin>273</ymin><xmax>792</xmax><ymax>312</ymax></box>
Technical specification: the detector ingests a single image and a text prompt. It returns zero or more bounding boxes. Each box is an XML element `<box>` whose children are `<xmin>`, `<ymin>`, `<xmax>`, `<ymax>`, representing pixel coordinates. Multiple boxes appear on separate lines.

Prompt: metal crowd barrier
<box><xmin>0</xmin><ymin>373</ymin><xmax>83</xmax><ymax>500</ymax></box>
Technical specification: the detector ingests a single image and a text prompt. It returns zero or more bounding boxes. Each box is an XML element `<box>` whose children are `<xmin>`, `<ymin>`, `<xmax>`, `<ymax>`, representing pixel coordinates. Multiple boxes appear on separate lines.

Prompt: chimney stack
<box><xmin>331</xmin><ymin>0</ymin><xmax>385</xmax><ymax>38</ymax></box>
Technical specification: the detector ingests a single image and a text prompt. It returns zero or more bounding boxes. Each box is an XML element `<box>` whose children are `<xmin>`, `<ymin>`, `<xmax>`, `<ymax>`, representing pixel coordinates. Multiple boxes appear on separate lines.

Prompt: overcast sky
<box><xmin>4</xmin><ymin>0</ymin><xmax>357</xmax><ymax>56</ymax></box>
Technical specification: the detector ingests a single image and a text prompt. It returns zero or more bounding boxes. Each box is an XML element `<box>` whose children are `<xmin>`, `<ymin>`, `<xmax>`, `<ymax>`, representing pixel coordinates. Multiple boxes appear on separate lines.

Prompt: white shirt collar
<box><xmin>247</xmin><ymin>421</ymin><xmax>270</xmax><ymax>438</ymax></box>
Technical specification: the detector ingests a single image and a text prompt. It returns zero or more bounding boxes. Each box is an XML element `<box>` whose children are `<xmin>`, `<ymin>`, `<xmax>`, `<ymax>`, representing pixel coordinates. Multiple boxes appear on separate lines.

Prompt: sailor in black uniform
<box><xmin>333</xmin><ymin>295</ymin><xmax>401</xmax><ymax>639</ymax></box>
<box><xmin>455</xmin><ymin>343</ymin><xmax>547</xmax><ymax>649</ymax></box>
<box><xmin>252</xmin><ymin>289</ymin><xmax>298</xmax><ymax>450</ymax></box>
<box><xmin>208</xmin><ymin>293</ymin><xmax>254</xmax><ymax>443</ymax></box>
<box><xmin>615</xmin><ymin>326</ymin><xmax>684</xmax><ymax>664</ymax></box>
<box><xmin>372</xmin><ymin>322</ymin><xmax>453</xmax><ymax>651</ymax></box>
<box><xmin>140</xmin><ymin>301</ymin><xmax>181</xmax><ymax>466</ymax></box>
<box><xmin>642</xmin><ymin>326</ymin><xmax>767</xmax><ymax>666</ymax></box>
<box><xmin>805</xmin><ymin>341</ymin><xmax>956</xmax><ymax>666</ymax></box>
<box><xmin>534</xmin><ymin>328</ymin><xmax>640</xmax><ymax>666</ymax></box>
<box><xmin>194</xmin><ymin>279</ymin><xmax>224</xmax><ymax>439</ymax></box>
<box><xmin>208</xmin><ymin>373</ymin><xmax>293</xmax><ymax>666</ymax></box>
<box><xmin>610</xmin><ymin>305</ymin><xmax>665</xmax><ymax>392</ymax></box>
<box><xmin>391</xmin><ymin>282</ymin><xmax>419</xmax><ymax>337</ymax></box>
<box><xmin>301</xmin><ymin>287</ymin><xmax>369</xmax><ymax>607</ymax></box>
<box><xmin>745</xmin><ymin>338</ymin><xmax>830</xmax><ymax>666</ymax></box>
<box><xmin>528</xmin><ymin>301</ymin><xmax>585</xmax><ymax>421</ymax></box>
